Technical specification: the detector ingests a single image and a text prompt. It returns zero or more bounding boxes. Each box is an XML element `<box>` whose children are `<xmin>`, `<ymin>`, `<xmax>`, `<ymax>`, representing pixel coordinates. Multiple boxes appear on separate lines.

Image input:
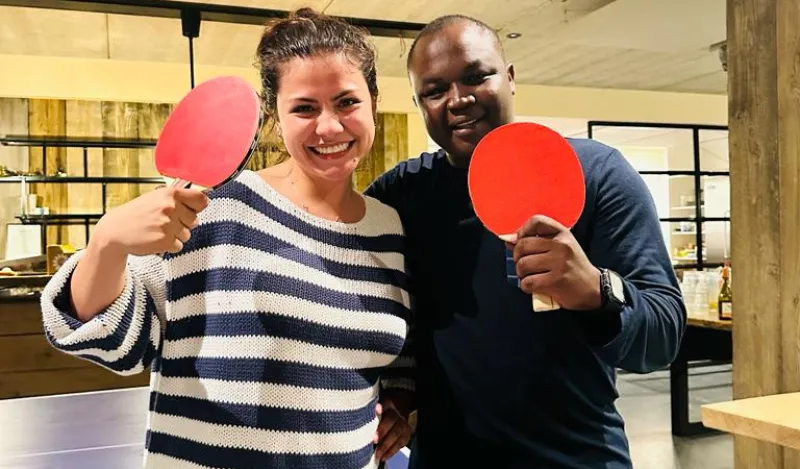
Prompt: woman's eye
<box><xmin>339</xmin><ymin>98</ymin><xmax>360</xmax><ymax>108</ymax></box>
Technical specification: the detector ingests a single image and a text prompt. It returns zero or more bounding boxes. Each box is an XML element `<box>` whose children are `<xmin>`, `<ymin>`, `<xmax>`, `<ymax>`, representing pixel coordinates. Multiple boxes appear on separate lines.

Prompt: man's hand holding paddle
<box><xmin>468</xmin><ymin>121</ymin><xmax>591</xmax><ymax>312</ymax></box>
<box><xmin>509</xmin><ymin>214</ymin><xmax>602</xmax><ymax>312</ymax></box>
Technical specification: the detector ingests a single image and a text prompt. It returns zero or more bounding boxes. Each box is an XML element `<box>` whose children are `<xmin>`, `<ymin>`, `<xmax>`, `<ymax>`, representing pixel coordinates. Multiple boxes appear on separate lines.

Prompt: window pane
<box><xmin>702</xmin><ymin>221</ymin><xmax>731</xmax><ymax>265</ymax></box>
<box><xmin>590</xmin><ymin>125</ymin><xmax>695</xmax><ymax>171</ymax></box>
<box><xmin>702</xmin><ymin>175</ymin><xmax>730</xmax><ymax>219</ymax></box>
<box><xmin>699</xmin><ymin>129</ymin><xmax>729</xmax><ymax>172</ymax></box>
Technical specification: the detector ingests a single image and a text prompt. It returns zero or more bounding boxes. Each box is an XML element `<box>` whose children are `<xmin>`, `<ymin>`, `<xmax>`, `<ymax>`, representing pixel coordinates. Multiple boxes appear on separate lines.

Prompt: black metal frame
<box><xmin>587</xmin><ymin>120</ymin><xmax>732</xmax><ymax>437</ymax></box>
<box><xmin>0</xmin><ymin>135</ymin><xmax>163</xmax><ymax>253</ymax></box>
<box><xmin>0</xmin><ymin>0</ymin><xmax>426</xmax><ymax>38</ymax></box>
<box><xmin>587</xmin><ymin>120</ymin><xmax>731</xmax><ymax>271</ymax></box>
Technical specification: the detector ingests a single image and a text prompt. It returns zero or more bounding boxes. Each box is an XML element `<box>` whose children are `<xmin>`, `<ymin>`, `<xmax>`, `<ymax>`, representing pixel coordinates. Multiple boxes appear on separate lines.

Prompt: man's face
<box><xmin>408</xmin><ymin>21</ymin><xmax>516</xmax><ymax>167</ymax></box>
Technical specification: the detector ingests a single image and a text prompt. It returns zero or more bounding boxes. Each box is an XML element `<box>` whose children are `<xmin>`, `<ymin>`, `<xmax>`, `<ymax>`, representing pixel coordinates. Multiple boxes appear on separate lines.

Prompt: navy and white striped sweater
<box><xmin>40</xmin><ymin>170</ymin><xmax>414</xmax><ymax>469</ymax></box>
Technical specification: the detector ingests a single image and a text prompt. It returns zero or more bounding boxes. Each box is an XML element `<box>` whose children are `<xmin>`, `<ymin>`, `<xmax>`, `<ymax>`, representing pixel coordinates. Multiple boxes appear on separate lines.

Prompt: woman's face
<box><xmin>275</xmin><ymin>52</ymin><xmax>376</xmax><ymax>184</ymax></box>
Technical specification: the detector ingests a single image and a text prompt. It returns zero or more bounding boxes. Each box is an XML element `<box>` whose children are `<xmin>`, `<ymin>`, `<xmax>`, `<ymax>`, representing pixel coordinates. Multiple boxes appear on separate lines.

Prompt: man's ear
<box><xmin>507</xmin><ymin>63</ymin><xmax>516</xmax><ymax>96</ymax></box>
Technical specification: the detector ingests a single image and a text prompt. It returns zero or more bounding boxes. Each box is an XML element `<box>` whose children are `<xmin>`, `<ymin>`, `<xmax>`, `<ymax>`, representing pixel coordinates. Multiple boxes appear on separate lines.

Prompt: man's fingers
<box><xmin>519</xmin><ymin>269</ymin><xmax>559</xmax><ymax>295</ymax></box>
<box><xmin>517</xmin><ymin>214</ymin><xmax>565</xmax><ymax>238</ymax></box>
<box><xmin>512</xmin><ymin>236</ymin><xmax>553</xmax><ymax>263</ymax></box>
<box><xmin>376</xmin><ymin>411</ymin><xmax>397</xmax><ymax>439</ymax></box>
<box><xmin>376</xmin><ymin>428</ymin><xmax>401</xmax><ymax>462</ymax></box>
<box><xmin>382</xmin><ymin>439</ymin><xmax>407</xmax><ymax>462</ymax></box>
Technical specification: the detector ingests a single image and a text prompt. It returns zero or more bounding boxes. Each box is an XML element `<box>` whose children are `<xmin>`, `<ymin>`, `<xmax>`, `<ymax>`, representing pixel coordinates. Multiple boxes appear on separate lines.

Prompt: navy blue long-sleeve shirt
<box><xmin>364</xmin><ymin>138</ymin><xmax>687</xmax><ymax>469</ymax></box>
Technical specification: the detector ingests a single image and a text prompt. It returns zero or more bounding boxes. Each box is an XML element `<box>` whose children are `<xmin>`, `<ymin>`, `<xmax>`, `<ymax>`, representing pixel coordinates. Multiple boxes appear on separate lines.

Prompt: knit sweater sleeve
<box><xmin>40</xmin><ymin>250</ymin><xmax>165</xmax><ymax>376</ymax></box>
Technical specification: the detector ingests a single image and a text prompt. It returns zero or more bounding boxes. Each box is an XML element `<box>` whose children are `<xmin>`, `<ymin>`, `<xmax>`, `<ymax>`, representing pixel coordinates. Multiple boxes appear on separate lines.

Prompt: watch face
<box><xmin>609</xmin><ymin>271</ymin><xmax>626</xmax><ymax>303</ymax></box>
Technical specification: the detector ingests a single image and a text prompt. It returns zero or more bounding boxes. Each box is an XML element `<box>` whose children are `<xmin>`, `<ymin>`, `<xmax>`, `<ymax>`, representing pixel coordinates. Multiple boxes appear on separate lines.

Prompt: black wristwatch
<box><xmin>597</xmin><ymin>268</ymin><xmax>626</xmax><ymax>315</ymax></box>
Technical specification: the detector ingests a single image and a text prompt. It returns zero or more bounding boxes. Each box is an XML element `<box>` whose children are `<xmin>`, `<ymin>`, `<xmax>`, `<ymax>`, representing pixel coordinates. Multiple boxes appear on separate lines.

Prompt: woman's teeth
<box><xmin>314</xmin><ymin>142</ymin><xmax>350</xmax><ymax>154</ymax></box>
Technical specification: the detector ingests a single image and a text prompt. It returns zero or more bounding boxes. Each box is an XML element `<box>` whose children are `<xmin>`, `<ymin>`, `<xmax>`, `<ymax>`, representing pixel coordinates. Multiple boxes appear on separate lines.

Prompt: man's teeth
<box><xmin>315</xmin><ymin>143</ymin><xmax>350</xmax><ymax>154</ymax></box>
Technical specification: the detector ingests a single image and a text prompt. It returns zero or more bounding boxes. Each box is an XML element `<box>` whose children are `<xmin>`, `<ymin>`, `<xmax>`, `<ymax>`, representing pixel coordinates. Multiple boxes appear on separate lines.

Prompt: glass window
<box><xmin>590</xmin><ymin>125</ymin><xmax>695</xmax><ymax>171</ymax></box>
<box><xmin>699</xmin><ymin>129</ymin><xmax>729</xmax><ymax>172</ymax></box>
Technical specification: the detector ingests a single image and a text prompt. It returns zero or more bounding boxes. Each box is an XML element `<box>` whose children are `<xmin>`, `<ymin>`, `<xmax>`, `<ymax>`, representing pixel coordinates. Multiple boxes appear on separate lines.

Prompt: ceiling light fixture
<box><xmin>506</xmin><ymin>32</ymin><xmax>522</xmax><ymax>39</ymax></box>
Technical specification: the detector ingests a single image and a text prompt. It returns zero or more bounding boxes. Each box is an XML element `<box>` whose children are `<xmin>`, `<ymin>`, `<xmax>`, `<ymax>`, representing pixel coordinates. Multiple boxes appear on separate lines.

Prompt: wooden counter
<box><xmin>687</xmin><ymin>315</ymin><xmax>732</xmax><ymax>331</ymax></box>
<box><xmin>701</xmin><ymin>392</ymin><xmax>800</xmax><ymax>451</ymax></box>
<box><xmin>0</xmin><ymin>295</ymin><xmax>149</xmax><ymax>399</ymax></box>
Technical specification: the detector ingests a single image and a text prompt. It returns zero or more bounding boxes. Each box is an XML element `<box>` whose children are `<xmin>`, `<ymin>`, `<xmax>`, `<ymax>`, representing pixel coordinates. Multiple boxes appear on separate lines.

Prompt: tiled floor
<box><xmin>0</xmin><ymin>364</ymin><xmax>734</xmax><ymax>469</ymax></box>
<box><xmin>617</xmin><ymin>364</ymin><xmax>733</xmax><ymax>469</ymax></box>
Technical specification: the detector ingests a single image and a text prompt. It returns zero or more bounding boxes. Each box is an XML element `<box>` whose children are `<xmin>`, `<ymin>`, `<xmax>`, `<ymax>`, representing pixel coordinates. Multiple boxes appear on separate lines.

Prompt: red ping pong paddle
<box><xmin>155</xmin><ymin>75</ymin><xmax>263</xmax><ymax>190</ymax></box>
<box><xmin>468</xmin><ymin>122</ymin><xmax>586</xmax><ymax>312</ymax></box>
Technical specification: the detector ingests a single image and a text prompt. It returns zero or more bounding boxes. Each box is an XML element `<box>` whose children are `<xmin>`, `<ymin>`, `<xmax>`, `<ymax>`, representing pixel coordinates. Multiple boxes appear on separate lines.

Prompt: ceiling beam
<box><xmin>0</xmin><ymin>0</ymin><xmax>425</xmax><ymax>38</ymax></box>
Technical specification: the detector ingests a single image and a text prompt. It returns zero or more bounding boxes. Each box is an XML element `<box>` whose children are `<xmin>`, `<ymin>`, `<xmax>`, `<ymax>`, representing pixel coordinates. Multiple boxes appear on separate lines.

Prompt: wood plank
<box><xmin>137</xmin><ymin>102</ymin><xmax>171</xmax><ymax>180</ymax></box>
<box><xmin>28</xmin><ymin>99</ymin><xmax>69</xmax><ymax>245</ymax></box>
<box><xmin>355</xmin><ymin>114</ymin><xmax>385</xmax><ymax>192</ymax></box>
<box><xmin>701</xmin><ymin>393</ymin><xmax>800</xmax><ymax>451</ymax></box>
<box><xmin>353</xmin><ymin>113</ymin><xmax>409</xmax><ymax>192</ymax></box>
<box><xmin>728</xmin><ymin>0</ymin><xmax>800</xmax><ymax>467</ymax></box>
<box><xmin>65</xmin><ymin>100</ymin><xmax>103</xmax><ymax>248</ymax></box>
<box><xmin>688</xmin><ymin>316</ymin><xmax>732</xmax><ymax>331</ymax></box>
<box><xmin>0</xmin><ymin>299</ymin><xmax>43</xmax><ymax>336</ymax></box>
<box><xmin>0</xmin><ymin>334</ymin><xmax>93</xmax><ymax>373</ymax></box>
<box><xmin>381</xmin><ymin>112</ymin><xmax>408</xmax><ymax>174</ymax></box>
<box><xmin>102</xmin><ymin>101</ymin><xmax>140</xmax><ymax>210</ymax></box>
<box><xmin>0</xmin><ymin>367</ymin><xmax>150</xmax><ymax>399</ymax></box>
<box><xmin>0</xmin><ymin>98</ymin><xmax>29</xmax><ymax>259</ymax></box>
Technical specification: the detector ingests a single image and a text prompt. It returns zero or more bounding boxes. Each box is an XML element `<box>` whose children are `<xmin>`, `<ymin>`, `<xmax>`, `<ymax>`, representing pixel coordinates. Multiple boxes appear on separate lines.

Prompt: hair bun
<box><xmin>292</xmin><ymin>7</ymin><xmax>320</xmax><ymax>19</ymax></box>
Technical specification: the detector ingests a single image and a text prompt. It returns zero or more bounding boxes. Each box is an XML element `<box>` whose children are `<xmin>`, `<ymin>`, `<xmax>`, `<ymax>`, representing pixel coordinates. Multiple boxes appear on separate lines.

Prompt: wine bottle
<box><xmin>718</xmin><ymin>264</ymin><xmax>732</xmax><ymax>320</ymax></box>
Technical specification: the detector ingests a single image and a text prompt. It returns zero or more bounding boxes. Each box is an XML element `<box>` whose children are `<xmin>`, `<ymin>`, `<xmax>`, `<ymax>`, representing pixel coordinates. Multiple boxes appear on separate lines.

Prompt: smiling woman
<box><xmin>39</xmin><ymin>7</ymin><xmax>416</xmax><ymax>469</ymax></box>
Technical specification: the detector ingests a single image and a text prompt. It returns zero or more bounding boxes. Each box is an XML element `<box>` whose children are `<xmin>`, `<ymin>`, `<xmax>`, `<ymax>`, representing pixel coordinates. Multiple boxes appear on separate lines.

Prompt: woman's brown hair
<box><xmin>254</xmin><ymin>7</ymin><xmax>379</xmax><ymax>123</ymax></box>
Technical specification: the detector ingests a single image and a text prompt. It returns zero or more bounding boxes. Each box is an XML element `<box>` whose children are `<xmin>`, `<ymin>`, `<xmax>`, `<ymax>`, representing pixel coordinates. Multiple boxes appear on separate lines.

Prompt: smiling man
<box><xmin>364</xmin><ymin>14</ymin><xmax>687</xmax><ymax>469</ymax></box>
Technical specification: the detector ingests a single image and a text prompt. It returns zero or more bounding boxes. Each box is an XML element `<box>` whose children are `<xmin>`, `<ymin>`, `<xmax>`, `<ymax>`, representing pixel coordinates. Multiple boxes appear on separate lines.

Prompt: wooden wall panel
<box><xmin>0</xmin><ymin>98</ymin><xmax>29</xmax><ymax>258</ymax></box>
<box><xmin>354</xmin><ymin>113</ymin><xmax>408</xmax><ymax>192</ymax></box>
<box><xmin>65</xmin><ymin>100</ymin><xmax>103</xmax><ymax>248</ymax></box>
<box><xmin>137</xmin><ymin>102</ymin><xmax>171</xmax><ymax>179</ymax></box>
<box><xmin>102</xmin><ymin>102</ymin><xmax>140</xmax><ymax>210</ymax></box>
<box><xmin>381</xmin><ymin>113</ymin><xmax>408</xmax><ymax>175</ymax></box>
<box><xmin>247</xmin><ymin>121</ymin><xmax>286</xmax><ymax>171</ymax></box>
<box><xmin>28</xmin><ymin>99</ymin><xmax>68</xmax><ymax>245</ymax></box>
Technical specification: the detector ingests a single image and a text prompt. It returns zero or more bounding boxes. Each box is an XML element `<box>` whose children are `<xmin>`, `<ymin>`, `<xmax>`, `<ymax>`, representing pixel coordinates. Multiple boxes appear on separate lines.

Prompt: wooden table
<box><xmin>701</xmin><ymin>392</ymin><xmax>800</xmax><ymax>450</ymax></box>
<box><xmin>688</xmin><ymin>316</ymin><xmax>732</xmax><ymax>332</ymax></box>
<box><xmin>669</xmin><ymin>314</ymin><xmax>733</xmax><ymax>436</ymax></box>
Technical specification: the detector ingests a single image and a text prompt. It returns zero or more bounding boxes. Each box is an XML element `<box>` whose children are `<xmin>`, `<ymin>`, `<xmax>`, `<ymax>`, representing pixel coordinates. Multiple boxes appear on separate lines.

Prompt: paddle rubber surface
<box><xmin>468</xmin><ymin>121</ymin><xmax>586</xmax><ymax>237</ymax></box>
<box><xmin>155</xmin><ymin>76</ymin><xmax>262</xmax><ymax>189</ymax></box>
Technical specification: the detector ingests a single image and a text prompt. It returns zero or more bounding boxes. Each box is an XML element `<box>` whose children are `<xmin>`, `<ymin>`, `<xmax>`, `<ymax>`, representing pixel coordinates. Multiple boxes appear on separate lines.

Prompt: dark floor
<box><xmin>0</xmin><ymin>364</ymin><xmax>733</xmax><ymax>469</ymax></box>
<box><xmin>617</xmin><ymin>364</ymin><xmax>733</xmax><ymax>469</ymax></box>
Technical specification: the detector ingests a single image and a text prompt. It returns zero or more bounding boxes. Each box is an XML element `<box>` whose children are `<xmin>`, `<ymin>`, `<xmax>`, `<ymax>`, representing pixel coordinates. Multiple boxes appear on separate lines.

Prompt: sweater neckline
<box><xmin>236</xmin><ymin>169</ymin><xmax>373</xmax><ymax>232</ymax></box>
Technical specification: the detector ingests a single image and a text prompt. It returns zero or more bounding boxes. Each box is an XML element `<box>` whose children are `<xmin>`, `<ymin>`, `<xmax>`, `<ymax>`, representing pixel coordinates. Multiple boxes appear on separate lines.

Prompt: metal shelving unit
<box><xmin>0</xmin><ymin>135</ymin><xmax>164</xmax><ymax>253</ymax></box>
